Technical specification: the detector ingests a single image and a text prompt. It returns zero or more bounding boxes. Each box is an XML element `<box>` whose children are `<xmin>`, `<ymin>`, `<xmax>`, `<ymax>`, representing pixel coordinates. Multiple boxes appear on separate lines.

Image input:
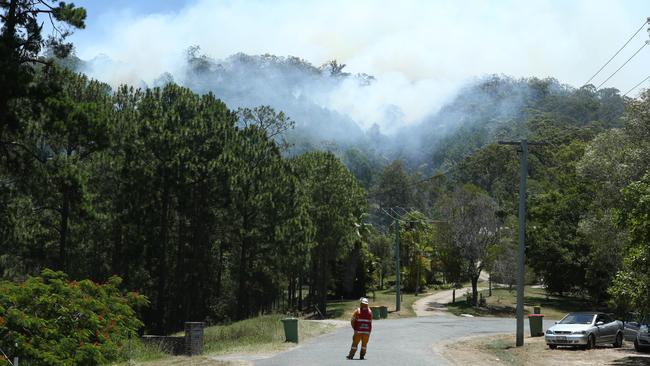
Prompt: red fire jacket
<box><xmin>352</xmin><ymin>307</ymin><xmax>372</xmax><ymax>334</ymax></box>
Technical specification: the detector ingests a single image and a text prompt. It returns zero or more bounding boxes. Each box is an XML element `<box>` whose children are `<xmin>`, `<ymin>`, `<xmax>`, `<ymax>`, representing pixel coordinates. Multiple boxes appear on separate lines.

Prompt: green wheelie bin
<box><xmin>281</xmin><ymin>317</ymin><xmax>299</xmax><ymax>343</ymax></box>
<box><xmin>528</xmin><ymin>314</ymin><xmax>544</xmax><ymax>337</ymax></box>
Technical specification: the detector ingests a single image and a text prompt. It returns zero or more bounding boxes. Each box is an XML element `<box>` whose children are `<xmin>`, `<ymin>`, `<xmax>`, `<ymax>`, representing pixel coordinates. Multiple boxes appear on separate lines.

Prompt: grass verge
<box><xmin>446</xmin><ymin>286</ymin><xmax>594</xmax><ymax>319</ymax></box>
<box><xmin>113</xmin><ymin>314</ymin><xmax>335</xmax><ymax>366</ymax></box>
<box><xmin>483</xmin><ymin>338</ymin><xmax>523</xmax><ymax>366</ymax></box>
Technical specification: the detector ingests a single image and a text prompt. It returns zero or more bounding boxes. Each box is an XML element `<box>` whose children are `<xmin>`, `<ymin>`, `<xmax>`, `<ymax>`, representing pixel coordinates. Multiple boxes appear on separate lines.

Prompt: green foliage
<box><xmin>1</xmin><ymin>19</ymin><xmax>645</xmax><ymax>335</ymax></box>
<box><xmin>438</xmin><ymin>185</ymin><xmax>500</xmax><ymax>305</ymax></box>
<box><xmin>0</xmin><ymin>269</ymin><xmax>146</xmax><ymax>366</ymax></box>
<box><xmin>609</xmin><ymin>172</ymin><xmax>650</xmax><ymax>315</ymax></box>
<box><xmin>292</xmin><ymin>151</ymin><xmax>366</xmax><ymax>313</ymax></box>
<box><xmin>399</xmin><ymin>211</ymin><xmax>435</xmax><ymax>292</ymax></box>
<box><xmin>0</xmin><ymin>1</ymin><xmax>86</xmax><ymax>135</ymax></box>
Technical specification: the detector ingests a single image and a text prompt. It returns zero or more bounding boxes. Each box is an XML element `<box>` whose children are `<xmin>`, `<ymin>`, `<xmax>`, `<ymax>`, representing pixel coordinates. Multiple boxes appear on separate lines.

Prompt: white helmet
<box><xmin>360</xmin><ymin>297</ymin><xmax>369</xmax><ymax>304</ymax></box>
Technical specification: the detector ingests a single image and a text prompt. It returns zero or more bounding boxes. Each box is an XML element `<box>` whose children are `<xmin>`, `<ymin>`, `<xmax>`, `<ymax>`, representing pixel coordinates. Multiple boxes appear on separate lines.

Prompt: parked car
<box><xmin>545</xmin><ymin>312</ymin><xmax>624</xmax><ymax>349</ymax></box>
<box><xmin>623</xmin><ymin>318</ymin><xmax>650</xmax><ymax>352</ymax></box>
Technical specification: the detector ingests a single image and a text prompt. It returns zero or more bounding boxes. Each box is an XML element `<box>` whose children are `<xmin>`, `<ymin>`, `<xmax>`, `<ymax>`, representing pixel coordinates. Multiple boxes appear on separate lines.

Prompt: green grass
<box><xmin>447</xmin><ymin>286</ymin><xmax>596</xmax><ymax>319</ymax></box>
<box><xmin>326</xmin><ymin>288</ymin><xmax>427</xmax><ymax>320</ymax></box>
<box><xmin>112</xmin><ymin>314</ymin><xmax>335</xmax><ymax>365</ymax></box>
<box><xmin>116</xmin><ymin>338</ymin><xmax>171</xmax><ymax>364</ymax></box>
<box><xmin>200</xmin><ymin>314</ymin><xmax>333</xmax><ymax>354</ymax></box>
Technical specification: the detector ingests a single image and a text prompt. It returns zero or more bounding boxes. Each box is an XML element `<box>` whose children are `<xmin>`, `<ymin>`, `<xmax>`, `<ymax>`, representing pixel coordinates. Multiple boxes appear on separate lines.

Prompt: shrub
<box><xmin>0</xmin><ymin>269</ymin><xmax>147</xmax><ymax>365</ymax></box>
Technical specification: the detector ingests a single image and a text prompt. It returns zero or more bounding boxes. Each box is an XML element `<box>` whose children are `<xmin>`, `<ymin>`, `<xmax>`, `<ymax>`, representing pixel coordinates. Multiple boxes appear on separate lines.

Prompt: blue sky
<box><xmin>66</xmin><ymin>0</ymin><xmax>650</xmax><ymax>125</ymax></box>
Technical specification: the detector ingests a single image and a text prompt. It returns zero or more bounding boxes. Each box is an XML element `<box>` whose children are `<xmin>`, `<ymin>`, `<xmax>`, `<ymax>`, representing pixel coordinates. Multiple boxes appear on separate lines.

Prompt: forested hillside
<box><xmin>2</xmin><ymin>1</ymin><xmax>650</xmax><ymax>351</ymax></box>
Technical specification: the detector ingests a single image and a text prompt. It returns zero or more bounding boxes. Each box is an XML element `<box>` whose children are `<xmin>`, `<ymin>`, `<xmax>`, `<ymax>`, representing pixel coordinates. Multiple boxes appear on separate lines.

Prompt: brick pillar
<box><xmin>184</xmin><ymin>322</ymin><xmax>204</xmax><ymax>356</ymax></box>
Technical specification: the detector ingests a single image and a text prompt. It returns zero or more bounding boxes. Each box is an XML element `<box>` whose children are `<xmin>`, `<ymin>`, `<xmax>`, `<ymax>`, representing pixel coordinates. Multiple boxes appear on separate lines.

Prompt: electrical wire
<box><xmin>623</xmin><ymin>74</ymin><xmax>650</xmax><ymax>96</ymax></box>
<box><xmin>584</xmin><ymin>18</ymin><xmax>650</xmax><ymax>86</ymax></box>
<box><xmin>596</xmin><ymin>42</ymin><xmax>648</xmax><ymax>90</ymax></box>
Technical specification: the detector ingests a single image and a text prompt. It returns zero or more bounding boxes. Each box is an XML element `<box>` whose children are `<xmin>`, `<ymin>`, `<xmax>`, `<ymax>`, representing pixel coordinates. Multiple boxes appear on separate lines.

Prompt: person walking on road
<box><xmin>347</xmin><ymin>297</ymin><xmax>372</xmax><ymax>360</ymax></box>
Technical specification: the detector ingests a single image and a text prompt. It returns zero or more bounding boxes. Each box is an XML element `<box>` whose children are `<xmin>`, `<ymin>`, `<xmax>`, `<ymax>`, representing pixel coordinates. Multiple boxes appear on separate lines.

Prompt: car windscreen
<box><xmin>559</xmin><ymin>314</ymin><xmax>594</xmax><ymax>325</ymax></box>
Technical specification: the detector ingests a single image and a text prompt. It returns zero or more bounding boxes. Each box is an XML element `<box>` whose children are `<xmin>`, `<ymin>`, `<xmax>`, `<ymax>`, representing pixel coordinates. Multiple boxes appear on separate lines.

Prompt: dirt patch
<box><xmin>306</xmin><ymin>319</ymin><xmax>348</xmax><ymax>328</ymax></box>
<box><xmin>440</xmin><ymin>334</ymin><xmax>650</xmax><ymax>366</ymax></box>
<box><xmin>121</xmin><ymin>356</ymin><xmax>245</xmax><ymax>366</ymax></box>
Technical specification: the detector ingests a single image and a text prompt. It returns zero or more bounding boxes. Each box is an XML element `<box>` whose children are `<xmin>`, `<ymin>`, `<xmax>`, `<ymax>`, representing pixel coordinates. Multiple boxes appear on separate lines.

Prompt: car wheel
<box><xmin>635</xmin><ymin>340</ymin><xmax>648</xmax><ymax>352</ymax></box>
<box><xmin>548</xmin><ymin>344</ymin><xmax>557</xmax><ymax>349</ymax></box>
<box><xmin>613</xmin><ymin>333</ymin><xmax>623</xmax><ymax>348</ymax></box>
<box><xmin>586</xmin><ymin>334</ymin><xmax>595</xmax><ymax>350</ymax></box>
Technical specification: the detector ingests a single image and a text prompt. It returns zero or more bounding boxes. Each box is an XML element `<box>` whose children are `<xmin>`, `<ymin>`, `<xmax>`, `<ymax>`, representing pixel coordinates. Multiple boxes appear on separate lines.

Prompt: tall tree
<box><xmin>399</xmin><ymin>210</ymin><xmax>435</xmax><ymax>293</ymax></box>
<box><xmin>293</xmin><ymin>151</ymin><xmax>366</xmax><ymax>316</ymax></box>
<box><xmin>0</xmin><ymin>0</ymin><xmax>86</xmax><ymax>137</ymax></box>
<box><xmin>439</xmin><ymin>185</ymin><xmax>500</xmax><ymax>305</ymax></box>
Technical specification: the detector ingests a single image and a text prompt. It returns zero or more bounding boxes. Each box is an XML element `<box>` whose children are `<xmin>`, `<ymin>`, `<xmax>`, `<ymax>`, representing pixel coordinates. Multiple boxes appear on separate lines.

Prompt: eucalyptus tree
<box><xmin>439</xmin><ymin>185</ymin><xmax>500</xmax><ymax>306</ymax></box>
<box><xmin>608</xmin><ymin>91</ymin><xmax>650</xmax><ymax>314</ymax></box>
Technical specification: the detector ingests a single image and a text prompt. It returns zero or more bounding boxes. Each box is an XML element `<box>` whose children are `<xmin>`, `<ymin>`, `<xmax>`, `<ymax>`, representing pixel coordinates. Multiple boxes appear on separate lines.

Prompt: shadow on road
<box><xmin>424</xmin><ymin>301</ymin><xmax>447</xmax><ymax>310</ymax></box>
<box><xmin>609</xmin><ymin>356</ymin><xmax>650</xmax><ymax>365</ymax></box>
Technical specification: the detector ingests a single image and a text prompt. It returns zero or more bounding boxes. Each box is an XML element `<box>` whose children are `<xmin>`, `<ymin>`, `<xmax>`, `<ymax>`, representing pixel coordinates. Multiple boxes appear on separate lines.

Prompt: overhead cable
<box><xmin>624</xmin><ymin>75</ymin><xmax>650</xmax><ymax>96</ymax></box>
<box><xmin>596</xmin><ymin>42</ymin><xmax>648</xmax><ymax>90</ymax></box>
<box><xmin>584</xmin><ymin>18</ymin><xmax>650</xmax><ymax>86</ymax></box>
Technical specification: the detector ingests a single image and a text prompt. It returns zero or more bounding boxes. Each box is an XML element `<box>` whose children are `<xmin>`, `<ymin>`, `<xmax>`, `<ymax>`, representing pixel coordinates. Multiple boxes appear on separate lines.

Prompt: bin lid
<box><xmin>528</xmin><ymin>314</ymin><xmax>545</xmax><ymax>317</ymax></box>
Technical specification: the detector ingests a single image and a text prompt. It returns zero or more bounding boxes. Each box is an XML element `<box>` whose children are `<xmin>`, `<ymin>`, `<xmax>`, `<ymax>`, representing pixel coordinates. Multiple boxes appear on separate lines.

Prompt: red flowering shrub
<box><xmin>0</xmin><ymin>269</ymin><xmax>148</xmax><ymax>365</ymax></box>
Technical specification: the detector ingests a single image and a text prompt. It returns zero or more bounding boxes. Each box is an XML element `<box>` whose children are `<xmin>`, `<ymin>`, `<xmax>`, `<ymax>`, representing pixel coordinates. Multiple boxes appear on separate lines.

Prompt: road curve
<box><xmin>254</xmin><ymin>315</ymin><xmax>554</xmax><ymax>366</ymax></box>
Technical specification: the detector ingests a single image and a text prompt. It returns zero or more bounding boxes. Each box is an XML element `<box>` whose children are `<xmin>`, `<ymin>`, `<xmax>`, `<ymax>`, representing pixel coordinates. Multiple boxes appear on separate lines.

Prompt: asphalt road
<box><xmin>255</xmin><ymin>316</ymin><xmax>556</xmax><ymax>366</ymax></box>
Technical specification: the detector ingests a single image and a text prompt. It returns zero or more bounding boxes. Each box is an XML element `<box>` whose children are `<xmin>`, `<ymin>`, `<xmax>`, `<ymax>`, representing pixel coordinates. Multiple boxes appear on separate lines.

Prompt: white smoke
<box><xmin>73</xmin><ymin>0</ymin><xmax>648</xmax><ymax>133</ymax></box>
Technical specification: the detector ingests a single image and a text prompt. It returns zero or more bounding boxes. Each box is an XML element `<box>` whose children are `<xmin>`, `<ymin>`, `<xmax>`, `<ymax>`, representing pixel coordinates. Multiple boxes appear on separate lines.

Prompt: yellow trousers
<box><xmin>348</xmin><ymin>332</ymin><xmax>370</xmax><ymax>358</ymax></box>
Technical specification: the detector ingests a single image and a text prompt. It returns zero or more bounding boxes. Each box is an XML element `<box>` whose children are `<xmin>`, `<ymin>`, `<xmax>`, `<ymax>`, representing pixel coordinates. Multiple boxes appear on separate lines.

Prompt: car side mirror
<box><xmin>596</xmin><ymin>321</ymin><xmax>604</xmax><ymax>326</ymax></box>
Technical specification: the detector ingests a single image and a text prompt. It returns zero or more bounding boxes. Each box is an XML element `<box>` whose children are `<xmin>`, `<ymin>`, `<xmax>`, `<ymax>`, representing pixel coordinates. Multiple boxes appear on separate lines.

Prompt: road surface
<box><xmin>252</xmin><ymin>315</ymin><xmax>555</xmax><ymax>366</ymax></box>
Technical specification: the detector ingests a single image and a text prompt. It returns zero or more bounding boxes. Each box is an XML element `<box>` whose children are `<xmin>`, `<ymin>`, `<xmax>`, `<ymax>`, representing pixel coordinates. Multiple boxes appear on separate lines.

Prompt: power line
<box><xmin>624</xmin><ymin>74</ymin><xmax>650</xmax><ymax>96</ymax></box>
<box><xmin>584</xmin><ymin>18</ymin><xmax>650</xmax><ymax>86</ymax></box>
<box><xmin>596</xmin><ymin>41</ymin><xmax>649</xmax><ymax>90</ymax></box>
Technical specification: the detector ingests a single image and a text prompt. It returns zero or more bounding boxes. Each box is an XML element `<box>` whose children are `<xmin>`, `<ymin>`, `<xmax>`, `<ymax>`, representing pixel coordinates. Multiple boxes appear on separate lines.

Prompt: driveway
<box><xmin>413</xmin><ymin>287</ymin><xmax>486</xmax><ymax>316</ymax></box>
<box><xmin>253</xmin><ymin>315</ymin><xmax>555</xmax><ymax>366</ymax></box>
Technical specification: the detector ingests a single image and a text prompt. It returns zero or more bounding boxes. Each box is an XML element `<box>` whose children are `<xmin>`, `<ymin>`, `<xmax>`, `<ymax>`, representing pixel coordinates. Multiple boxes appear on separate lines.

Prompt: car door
<box><xmin>624</xmin><ymin>321</ymin><xmax>640</xmax><ymax>342</ymax></box>
<box><xmin>595</xmin><ymin>314</ymin><xmax>612</xmax><ymax>343</ymax></box>
<box><xmin>602</xmin><ymin>314</ymin><xmax>618</xmax><ymax>342</ymax></box>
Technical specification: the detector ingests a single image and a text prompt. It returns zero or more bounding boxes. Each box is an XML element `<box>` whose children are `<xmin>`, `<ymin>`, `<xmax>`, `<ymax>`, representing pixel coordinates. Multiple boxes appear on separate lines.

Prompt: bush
<box><xmin>0</xmin><ymin>269</ymin><xmax>147</xmax><ymax>365</ymax></box>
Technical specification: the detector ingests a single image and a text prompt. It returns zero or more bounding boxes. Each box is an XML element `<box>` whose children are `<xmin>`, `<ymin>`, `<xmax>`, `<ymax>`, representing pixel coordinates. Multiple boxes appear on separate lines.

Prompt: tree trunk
<box><xmin>471</xmin><ymin>275</ymin><xmax>479</xmax><ymax>306</ymax></box>
<box><xmin>287</xmin><ymin>277</ymin><xmax>293</xmax><ymax>310</ymax></box>
<box><xmin>415</xmin><ymin>256</ymin><xmax>421</xmax><ymax>294</ymax></box>
<box><xmin>489</xmin><ymin>273</ymin><xmax>492</xmax><ymax>297</ymax></box>
<box><xmin>155</xmin><ymin>181</ymin><xmax>171</xmax><ymax>333</ymax></box>
<box><xmin>216</xmin><ymin>241</ymin><xmax>224</xmax><ymax>300</ymax></box>
<box><xmin>316</xmin><ymin>245</ymin><xmax>328</xmax><ymax>317</ymax></box>
<box><xmin>58</xmin><ymin>188</ymin><xmax>70</xmax><ymax>272</ymax></box>
<box><xmin>236</xmin><ymin>235</ymin><xmax>249</xmax><ymax>319</ymax></box>
<box><xmin>111</xmin><ymin>219</ymin><xmax>123</xmax><ymax>277</ymax></box>
<box><xmin>298</xmin><ymin>272</ymin><xmax>303</xmax><ymax>311</ymax></box>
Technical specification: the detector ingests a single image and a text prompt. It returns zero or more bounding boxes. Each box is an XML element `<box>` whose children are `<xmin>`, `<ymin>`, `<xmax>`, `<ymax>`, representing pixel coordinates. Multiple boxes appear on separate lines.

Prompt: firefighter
<box><xmin>347</xmin><ymin>297</ymin><xmax>372</xmax><ymax>360</ymax></box>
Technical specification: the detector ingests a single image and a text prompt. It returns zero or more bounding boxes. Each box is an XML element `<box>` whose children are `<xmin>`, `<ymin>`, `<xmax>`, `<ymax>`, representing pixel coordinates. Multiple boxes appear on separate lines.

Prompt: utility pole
<box><xmin>381</xmin><ymin>207</ymin><xmax>443</xmax><ymax>313</ymax></box>
<box><xmin>394</xmin><ymin>219</ymin><xmax>401</xmax><ymax>312</ymax></box>
<box><xmin>499</xmin><ymin>139</ymin><xmax>547</xmax><ymax>347</ymax></box>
